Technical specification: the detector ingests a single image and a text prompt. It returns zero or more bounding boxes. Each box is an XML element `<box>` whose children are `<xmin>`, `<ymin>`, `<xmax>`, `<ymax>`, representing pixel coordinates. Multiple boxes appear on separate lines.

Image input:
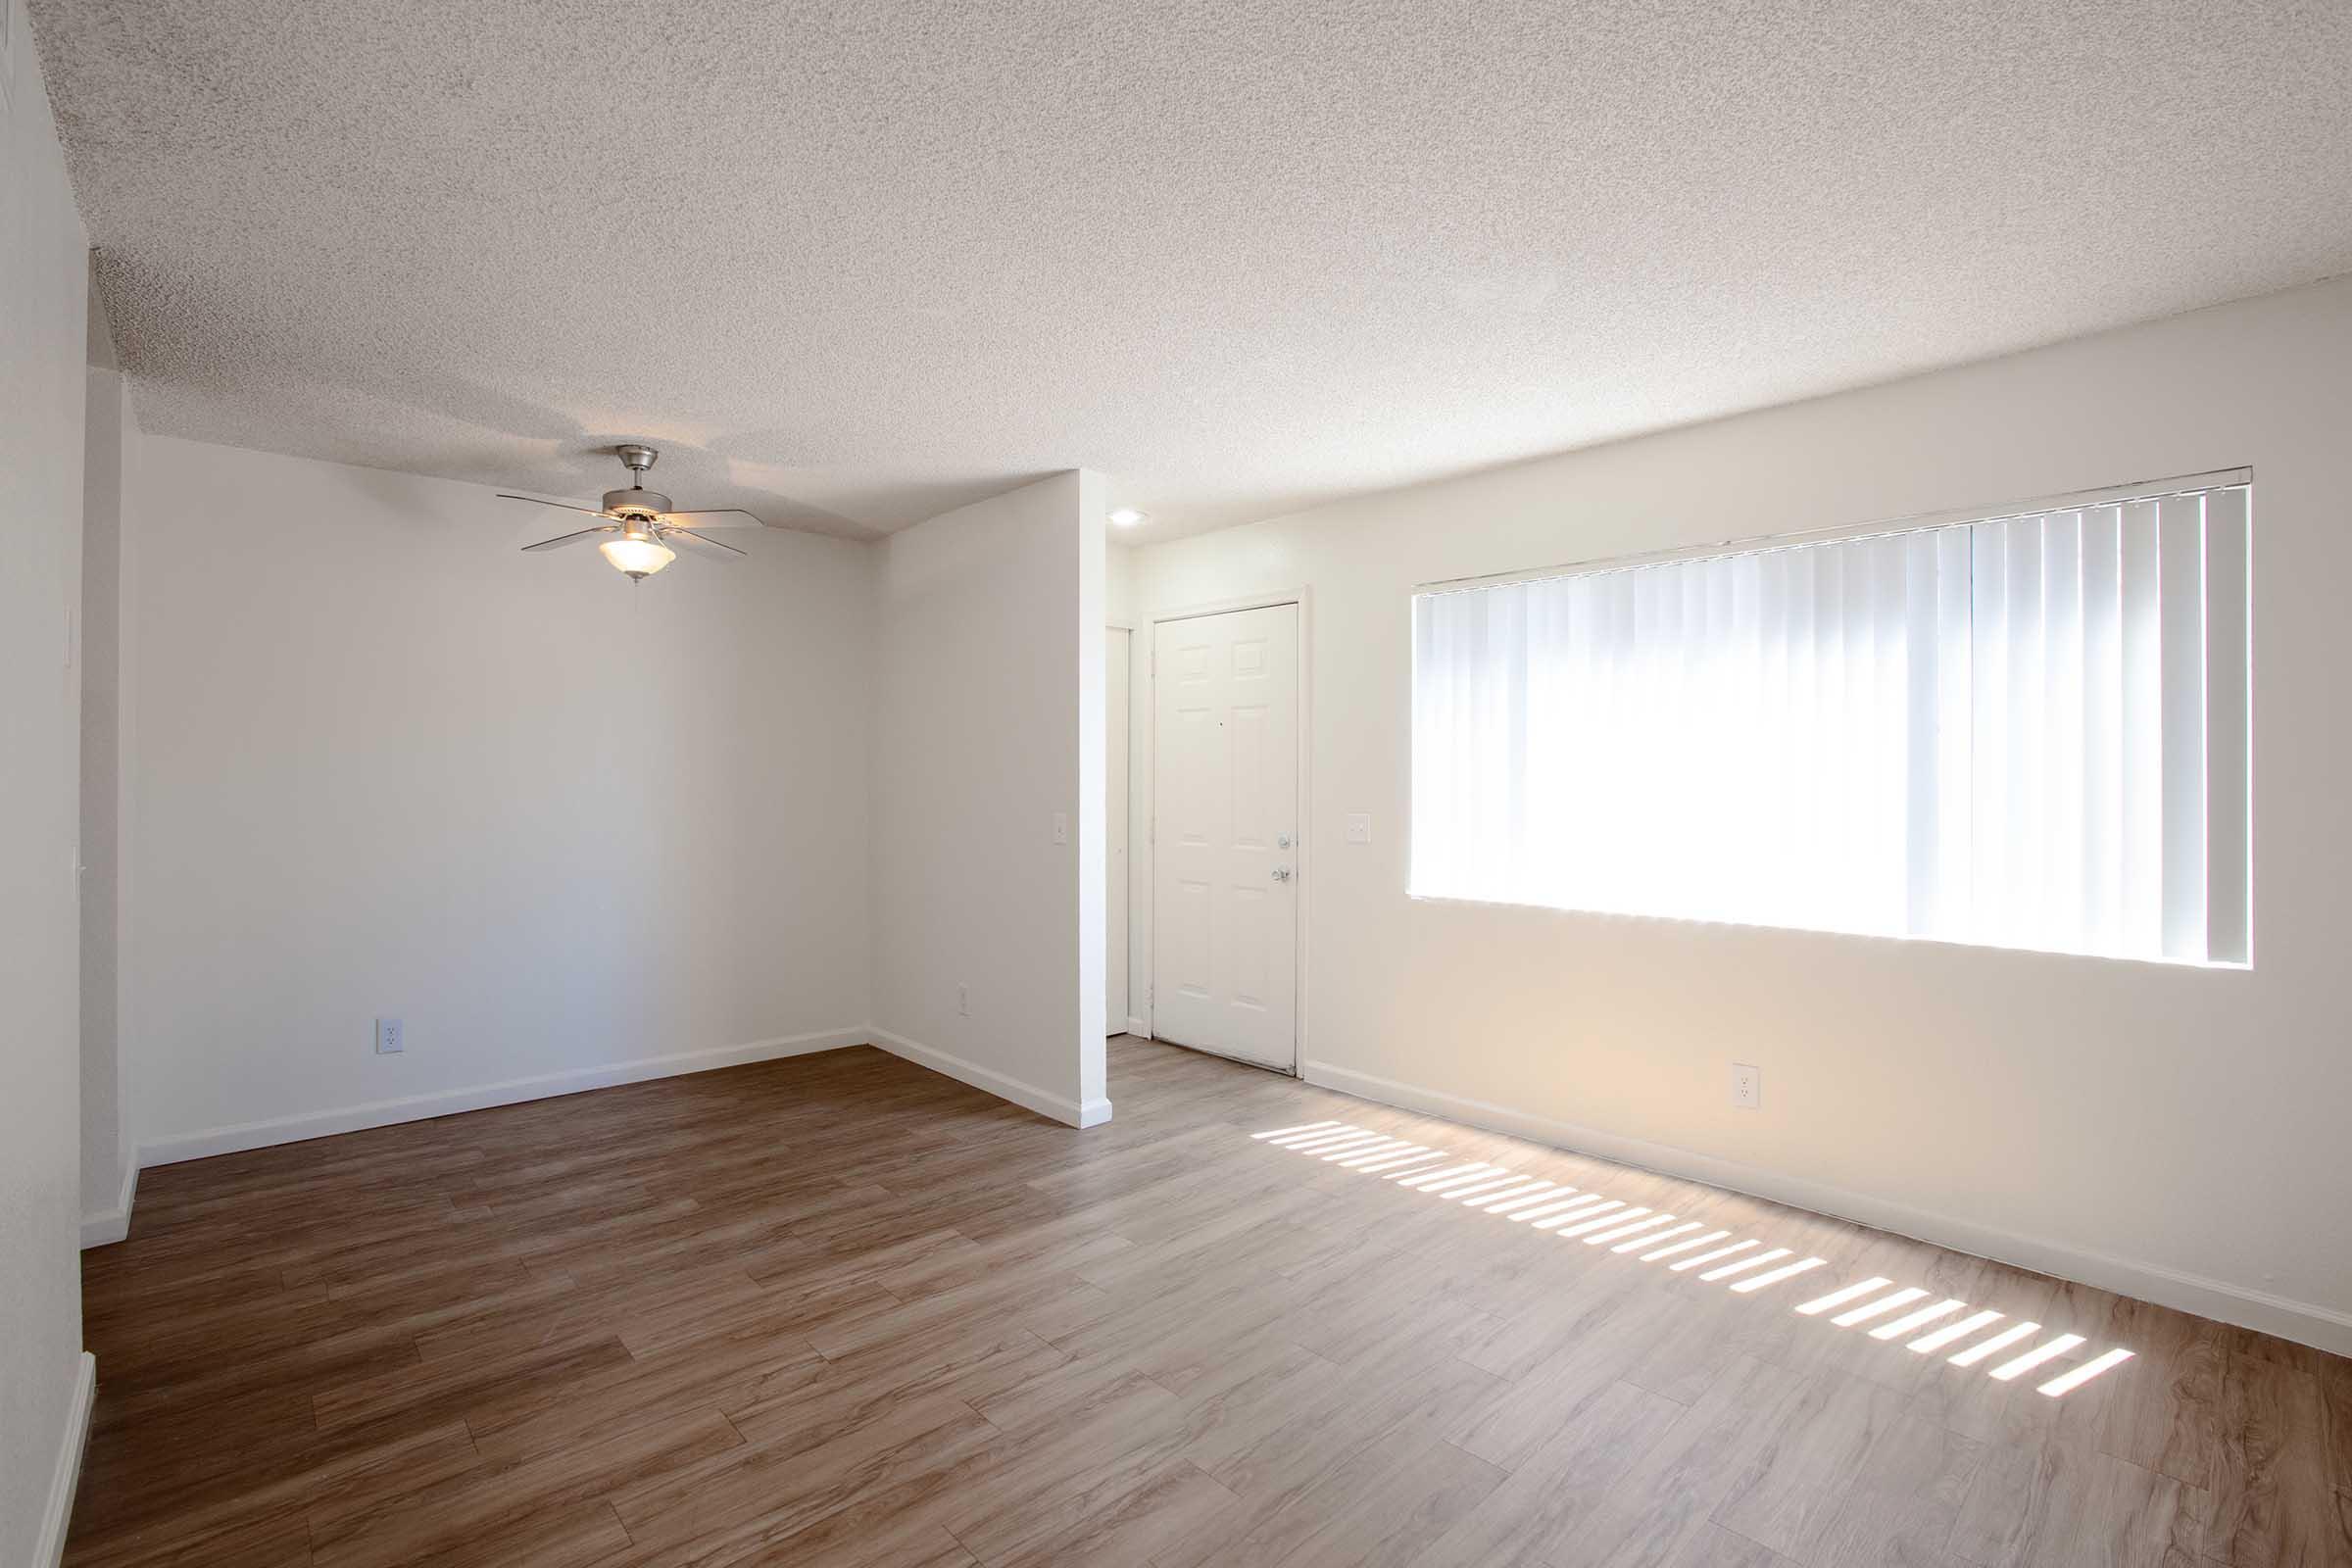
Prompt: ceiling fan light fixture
<box><xmin>599</xmin><ymin>535</ymin><xmax>676</xmax><ymax>579</ymax></box>
<box><xmin>509</xmin><ymin>446</ymin><xmax>756</xmax><ymax>579</ymax></box>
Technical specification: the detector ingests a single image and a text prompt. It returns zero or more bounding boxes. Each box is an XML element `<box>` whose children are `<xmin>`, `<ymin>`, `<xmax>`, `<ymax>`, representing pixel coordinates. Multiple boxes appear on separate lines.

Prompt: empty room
<box><xmin>6</xmin><ymin>2</ymin><xmax>2350</xmax><ymax>1565</ymax></box>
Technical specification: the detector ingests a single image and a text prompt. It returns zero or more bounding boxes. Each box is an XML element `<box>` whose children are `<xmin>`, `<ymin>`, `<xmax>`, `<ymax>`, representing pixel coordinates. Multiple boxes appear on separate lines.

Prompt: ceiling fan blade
<box><xmin>663</xmin><ymin>509</ymin><xmax>767</xmax><ymax>528</ymax></box>
<box><xmin>662</xmin><ymin>526</ymin><xmax>748</xmax><ymax>559</ymax></box>
<box><xmin>499</xmin><ymin>493</ymin><xmax>611</xmax><ymax>517</ymax></box>
<box><xmin>519</xmin><ymin>525</ymin><xmax>621</xmax><ymax>552</ymax></box>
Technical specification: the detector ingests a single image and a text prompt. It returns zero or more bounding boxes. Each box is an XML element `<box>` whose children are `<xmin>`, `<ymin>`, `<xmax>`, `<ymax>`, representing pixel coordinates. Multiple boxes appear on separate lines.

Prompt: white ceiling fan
<box><xmin>503</xmin><ymin>445</ymin><xmax>761</xmax><ymax>580</ymax></box>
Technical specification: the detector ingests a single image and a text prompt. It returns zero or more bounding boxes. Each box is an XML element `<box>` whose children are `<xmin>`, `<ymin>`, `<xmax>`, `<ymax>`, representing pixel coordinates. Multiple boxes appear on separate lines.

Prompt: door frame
<box><xmin>1139</xmin><ymin>588</ymin><xmax>1312</xmax><ymax>1076</ymax></box>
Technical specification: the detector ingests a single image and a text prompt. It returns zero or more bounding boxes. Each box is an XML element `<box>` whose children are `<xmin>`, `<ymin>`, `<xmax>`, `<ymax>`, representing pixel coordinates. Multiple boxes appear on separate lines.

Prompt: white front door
<box><xmin>1107</xmin><ymin>627</ymin><xmax>1130</xmax><ymax>1035</ymax></box>
<box><xmin>1152</xmin><ymin>603</ymin><xmax>1299</xmax><ymax>1071</ymax></box>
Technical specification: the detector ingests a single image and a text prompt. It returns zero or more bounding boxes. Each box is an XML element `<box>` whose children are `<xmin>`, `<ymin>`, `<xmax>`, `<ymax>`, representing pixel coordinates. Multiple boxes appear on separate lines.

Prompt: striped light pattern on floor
<box><xmin>1252</xmin><ymin>1120</ymin><xmax>2134</xmax><ymax>1397</ymax></box>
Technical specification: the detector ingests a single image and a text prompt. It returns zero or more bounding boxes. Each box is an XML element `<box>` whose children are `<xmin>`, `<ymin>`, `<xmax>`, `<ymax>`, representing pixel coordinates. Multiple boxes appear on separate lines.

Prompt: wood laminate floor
<box><xmin>71</xmin><ymin>1038</ymin><xmax>2352</xmax><ymax>1567</ymax></box>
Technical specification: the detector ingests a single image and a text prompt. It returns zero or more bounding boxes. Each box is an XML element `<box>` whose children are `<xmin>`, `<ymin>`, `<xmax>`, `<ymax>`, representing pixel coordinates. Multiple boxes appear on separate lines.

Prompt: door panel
<box><xmin>1152</xmin><ymin>603</ymin><xmax>1298</xmax><ymax>1070</ymax></box>
<box><xmin>1173</xmin><ymin>878</ymin><xmax>1212</xmax><ymax>997</ymax></box>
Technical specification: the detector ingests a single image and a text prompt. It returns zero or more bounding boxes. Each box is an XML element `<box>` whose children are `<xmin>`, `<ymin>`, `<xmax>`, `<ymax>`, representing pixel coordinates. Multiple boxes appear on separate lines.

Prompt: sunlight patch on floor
<box><xmin>1252</xmin><ymin>1121</ymin><xmax>2133</xmax><ymax>1397</ymax></box>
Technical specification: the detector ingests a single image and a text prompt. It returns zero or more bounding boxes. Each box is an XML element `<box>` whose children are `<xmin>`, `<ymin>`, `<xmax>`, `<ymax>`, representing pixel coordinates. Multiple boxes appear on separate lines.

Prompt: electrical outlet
<box><xmin>957</xmin><ymin>984</ymin><xmax>970</xmax><ymax>1017</ymax></box>
<box><xmin>1731</xmin><ymin>1062</ymin><xmax>1760</xmax><ymax>1109</ymax></box>
<box><xmin>1345</xmin><ymin>812</ymin><xmax>1372</xmax><ymax>844</ymax></box>
<box><xmin>375</xmin><ymin>1017</ymin><xmax>405</xmax><ymax>1055</ymax></box>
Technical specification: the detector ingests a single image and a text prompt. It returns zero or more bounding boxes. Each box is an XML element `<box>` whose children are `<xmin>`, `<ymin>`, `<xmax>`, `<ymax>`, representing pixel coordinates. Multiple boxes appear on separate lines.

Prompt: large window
<box><xmin>1410</xmin><ymin>478</ymin><xmax>2250</xmax><ymax>964</ymax></box>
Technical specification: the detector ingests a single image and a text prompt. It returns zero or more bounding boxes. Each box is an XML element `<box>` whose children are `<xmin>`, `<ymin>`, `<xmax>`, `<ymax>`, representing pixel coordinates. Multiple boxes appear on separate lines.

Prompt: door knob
<box><xmin>1271</xmin><ymin>864</ymin><xmax>1293</xmax><ymax>881</ymax></box>
<box><xmin>1277</xmin><ymin>833</ymin><xmax>1293</xmax><ymax>849</ymax></box>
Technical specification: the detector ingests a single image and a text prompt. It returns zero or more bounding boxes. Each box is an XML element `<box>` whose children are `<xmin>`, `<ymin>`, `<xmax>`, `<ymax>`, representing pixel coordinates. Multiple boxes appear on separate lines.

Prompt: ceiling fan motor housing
<box><xmin>603</xmin><ymin>487</ymin><xmax>672</xmax><ymax>519</ymax></box>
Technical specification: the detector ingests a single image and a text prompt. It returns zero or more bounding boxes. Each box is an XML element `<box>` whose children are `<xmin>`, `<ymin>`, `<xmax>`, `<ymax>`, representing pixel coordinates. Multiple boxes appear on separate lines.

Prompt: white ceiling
<box><xmin>31</xmin><ymin>0</ymin><xmax>2352</xmax><ymax>540</ymax></box>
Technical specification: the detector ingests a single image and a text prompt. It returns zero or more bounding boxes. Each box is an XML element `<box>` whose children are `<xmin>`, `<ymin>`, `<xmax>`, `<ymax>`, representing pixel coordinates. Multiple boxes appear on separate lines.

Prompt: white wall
<box><xmin>122</xmin><ymin>438</ymin><xmax>876</xmax><ymax>1160</ymax></box>
<box><xmin>869</xmin><ymin>471</ymin><xmax>1111</xmax><ymax>1125</ymax></box>
<box><xmin>1105</xmin><ymin>540</ymin><xmax>1138</xmax><ymax>625</ymax></box>
<box><xmin>1104</xmin><ymin>542</ymin><xmax>1151</xmax><ymax>1028</ymax></box>
<box><xmin>0</xmin><ymin>0</ymin><xmax>95</xmax><ymax>1549</ymax></box>
<box><xmin>1129</xmin><ymin>274</ymin><xmax>2352</xmax><ymax>1352</ymax></box>
<box><xmin>78</xmin><ymin>319</ymin><xmax>135</xmax><ymax>1241</ymax></box>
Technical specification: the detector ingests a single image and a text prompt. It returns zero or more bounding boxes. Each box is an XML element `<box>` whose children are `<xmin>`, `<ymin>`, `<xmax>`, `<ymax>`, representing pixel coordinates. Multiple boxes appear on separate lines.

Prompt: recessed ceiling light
<box><xmin>1108</xmin><ymin>508</ymin><xmax>1147</xmax><ymax>527</ymax></box>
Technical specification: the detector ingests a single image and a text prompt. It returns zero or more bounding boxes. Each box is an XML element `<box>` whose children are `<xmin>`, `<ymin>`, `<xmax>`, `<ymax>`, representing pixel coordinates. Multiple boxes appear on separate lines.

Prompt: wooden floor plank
<box><xmin>2206</xmin><ymin>1351</ymin><xmax>2351</xmax><ymax>1567</ymax></box>
<box><xmin>1408</xmin><ymin>1378</ymin><xmax>1688</xmax><ymax>1568</ymax></box>
<box><xmin>1711</xmin><ymin>1367</ymin><xmax>1919</xmax><ymax>1560</ymax></box>
<box><xmin>66</xmin><ymin>1039</ymin><xmax>2352</xmax><ymax>1568</ymax></box>
<box><xmin>1805</xmin><ymin>1407</ymin><xmax>1984</xmax><ymax>1567</ymax></box>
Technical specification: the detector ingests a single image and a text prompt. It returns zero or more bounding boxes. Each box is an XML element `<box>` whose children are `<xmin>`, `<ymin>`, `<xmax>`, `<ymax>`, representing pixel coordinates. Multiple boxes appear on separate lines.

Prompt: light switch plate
<box><xmin>1345</xmin><ymin>812</ymin><xmax>1372</xmax><ymax>844</ymax></box>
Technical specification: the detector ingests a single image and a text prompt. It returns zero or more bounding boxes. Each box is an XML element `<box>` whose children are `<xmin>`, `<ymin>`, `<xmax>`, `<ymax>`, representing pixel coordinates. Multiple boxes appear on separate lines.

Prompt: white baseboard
<box><xmin>32</xmin><ymin>1351</ymin><xmax>96</xmax><ymax>1568</ymax></box>
<box><xmin>870</xmin><ymin>1027</ymin><xmax>1111</xmax><ymax>1129</ymax></box>
<box><xmin>139</xmin><ymin>1027</ymin><xmax>868</xmax><ymax>1168</ymax></box>
<box><xmin>79</xmin><ymin>1159</ymin><xmax>139</xmax><ymax>1249</ymax></box>
<box><xmin>1302</xmin><ymin>1058</ymin><xmax>2352</xmax><ymax>1359</ymax></box>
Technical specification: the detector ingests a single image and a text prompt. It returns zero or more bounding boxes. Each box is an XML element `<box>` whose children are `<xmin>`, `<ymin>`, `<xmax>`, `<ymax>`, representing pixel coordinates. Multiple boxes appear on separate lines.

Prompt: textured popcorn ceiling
<box><xmin>30</xmin><ymin>0</ymin><xmax>2352</xmax><ymax>539</ymax></box>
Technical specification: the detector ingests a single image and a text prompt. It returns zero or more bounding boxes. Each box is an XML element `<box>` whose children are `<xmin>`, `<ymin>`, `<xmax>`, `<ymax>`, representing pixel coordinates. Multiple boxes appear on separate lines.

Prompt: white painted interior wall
<box><xmin>120</xmin><ymin>438</ymin><xmax>877</xmax><ymax>1162</ymax></box>
<box><xmin>78</xmin><ymin>281</ymin><xmax>136</xmax><ymax>1243</ymax></box>
<box><xmin>1126</xmin><ymin>274</ymin><xmax>2352</xmax><ymax>1353</ymax></box>
<box><xmin>1103</xmin><ymin>543</ymin><xmax>1152</xmax><ymax>1035</ymax></box>
<box><xmin>1105</xmin><ymin>538</ymin><xmax>1138</xmax><ymax>623</ymax></box>
<box><xmin>868</xmin><ymin>471</ymin><xmax>1111</xmax><ymax>1126</ymax></box>
<box><xmin>1106</xmin><ymin>626</ymin><xmax>1130</xmax><ymax>1035</ymax></box>
<box><xmin>0</xmin><ymin>0</ymin><xmax>97</xmax><ymax>1549</ymax></box>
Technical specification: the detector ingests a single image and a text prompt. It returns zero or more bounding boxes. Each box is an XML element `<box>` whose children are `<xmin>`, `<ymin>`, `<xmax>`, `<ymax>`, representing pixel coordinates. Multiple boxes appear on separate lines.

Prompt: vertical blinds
<box><xmin>1410</xmin><ymin>482</ymin><xmax>2250</xmax><ymax>963</ymax></box>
